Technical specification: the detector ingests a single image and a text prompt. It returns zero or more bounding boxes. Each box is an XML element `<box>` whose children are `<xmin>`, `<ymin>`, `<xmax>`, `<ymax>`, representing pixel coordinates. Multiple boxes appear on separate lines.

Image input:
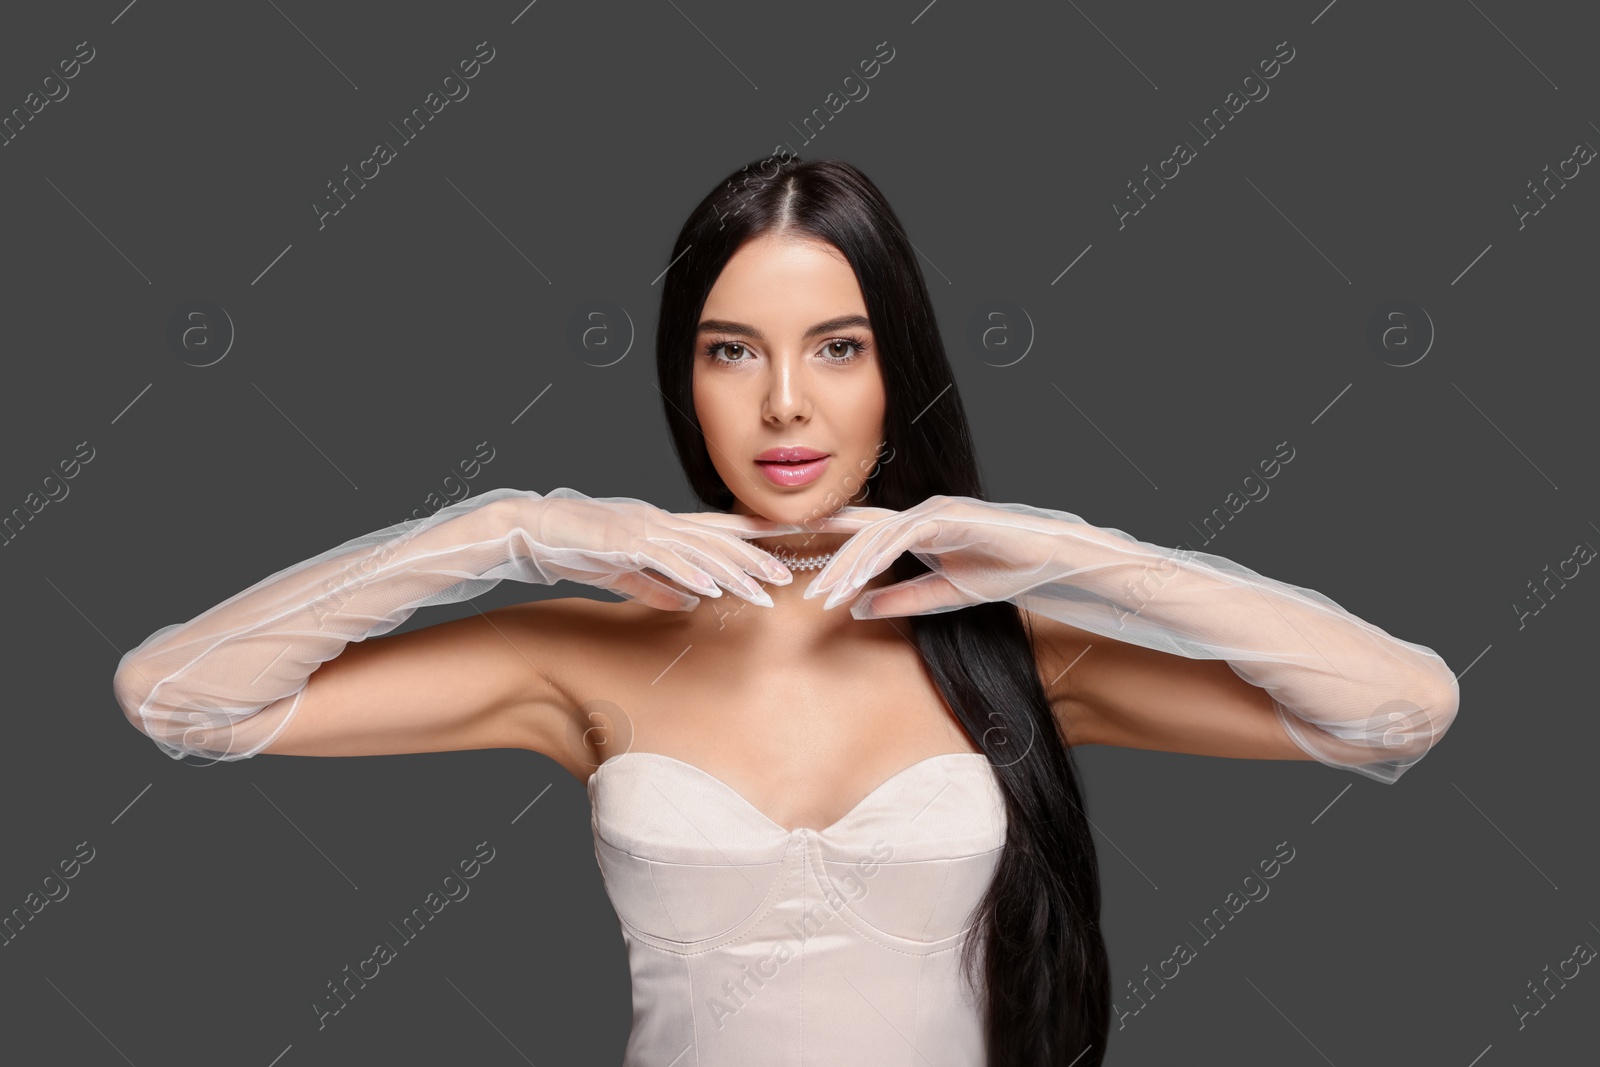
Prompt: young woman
<box><xmin>111</xmin><ymin>157</ymin><xmax>1459</xmax><ymax>1066</ymax></box>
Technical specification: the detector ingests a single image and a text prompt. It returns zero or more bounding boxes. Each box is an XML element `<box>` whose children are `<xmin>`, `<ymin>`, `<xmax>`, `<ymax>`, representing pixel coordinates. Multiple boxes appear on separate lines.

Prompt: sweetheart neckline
<box><xmin>589</xmin><ymin>750</ymin><xmax>996</xmax><ymax>836</ymax></box>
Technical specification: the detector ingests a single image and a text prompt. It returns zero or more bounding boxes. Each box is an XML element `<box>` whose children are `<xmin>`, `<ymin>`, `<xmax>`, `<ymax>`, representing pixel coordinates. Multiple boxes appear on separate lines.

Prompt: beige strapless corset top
<box><xmin>586</xmin><ymin>751</ymin><xmax>1008</xmax><ymax>1066</ymax></box>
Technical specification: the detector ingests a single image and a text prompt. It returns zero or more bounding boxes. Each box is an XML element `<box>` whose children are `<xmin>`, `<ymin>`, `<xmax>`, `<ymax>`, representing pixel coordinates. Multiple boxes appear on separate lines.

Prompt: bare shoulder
<box><xmin>488</xmin><ymin>595</ymin><xmax>666</xmax><ymax>778</ymax></box>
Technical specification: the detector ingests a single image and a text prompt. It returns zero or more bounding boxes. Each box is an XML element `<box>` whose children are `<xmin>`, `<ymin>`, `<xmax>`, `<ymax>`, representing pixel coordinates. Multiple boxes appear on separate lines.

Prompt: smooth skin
<box><xmin>263</xmin><ymin>231</ymin><xmax>1307</xmax><ymax>830</ymax></box>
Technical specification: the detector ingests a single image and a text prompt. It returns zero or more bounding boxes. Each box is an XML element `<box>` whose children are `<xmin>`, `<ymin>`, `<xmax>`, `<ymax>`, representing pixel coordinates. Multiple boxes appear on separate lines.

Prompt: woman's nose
<box><xmin>763</xmin><ymin>358</ymin><xmax>811</xmax><ymax>421</ymax></box>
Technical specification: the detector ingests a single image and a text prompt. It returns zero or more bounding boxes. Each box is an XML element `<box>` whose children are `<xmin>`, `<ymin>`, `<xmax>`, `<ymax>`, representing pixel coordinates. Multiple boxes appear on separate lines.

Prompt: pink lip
<box><xmin>757</xmin><ymin>446</ymin><xmax>827</xmax><ymax>462</ymax></box>
<box><xmin>755</xmin><ymin>454</ymin><xmax>830</xmax><ymax>487</ymax></box>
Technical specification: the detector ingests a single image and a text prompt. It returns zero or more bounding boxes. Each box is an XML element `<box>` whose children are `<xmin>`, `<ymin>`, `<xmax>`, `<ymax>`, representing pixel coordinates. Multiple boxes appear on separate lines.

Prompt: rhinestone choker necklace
<box><xmin>759</xmin><ymin>542</ymin><xmax>836</xmax><ymax>572</ymax></box>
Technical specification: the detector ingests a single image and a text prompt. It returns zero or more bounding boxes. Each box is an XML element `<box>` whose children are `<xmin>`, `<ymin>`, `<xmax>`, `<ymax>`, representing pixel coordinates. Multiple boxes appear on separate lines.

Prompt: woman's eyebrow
<box><xmin>695</xmin><ymin>314</ymin><xmax>872</xmax><ymax>342</ymax></box>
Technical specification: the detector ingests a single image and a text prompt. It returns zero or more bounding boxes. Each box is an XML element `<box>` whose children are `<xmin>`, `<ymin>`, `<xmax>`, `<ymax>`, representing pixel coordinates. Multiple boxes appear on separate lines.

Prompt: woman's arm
<box><xmin>811</xmin><ymin>496</ymin><xmax>1460</xmax><ymax>783</ymax></box>
<box><xmin>1028</xmin><ymin>612</ymin><xmax>1320</xmax><ymax>761</ymax></box>
<box><xmin>111</xmin><ymin>490</ymin><xmax>564</xmax><ymax>761</ymax></box>
<box><xmin>1010</xmin><ymin>510</ymin><xmax>1461</xmax><ymax>783</ymax></box>
<box><xmin>241</xmin><ymin>600</ymin><xmax>582</xmax><ymax>760</ymax></box>
<box><xmin>111</xmin><ymin>486</ymin><xmax>782</xmax><ymax>762</ymax></box>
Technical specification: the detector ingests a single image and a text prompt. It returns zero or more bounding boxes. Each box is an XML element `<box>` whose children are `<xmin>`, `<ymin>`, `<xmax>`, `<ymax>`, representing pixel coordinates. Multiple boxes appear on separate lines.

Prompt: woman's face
<box><xmin>693</xmin><ymin>232</ymin><xmax>887</xmax><ymax>527</ymax></box>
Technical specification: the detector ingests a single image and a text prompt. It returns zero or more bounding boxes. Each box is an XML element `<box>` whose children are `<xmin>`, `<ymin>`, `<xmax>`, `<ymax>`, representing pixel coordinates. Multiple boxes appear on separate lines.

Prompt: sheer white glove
<box><xmin>111</xmin><ymin>487</ymin><xmax>796</xmax><ymax>763</ymax></box>
<box><xmin>803</xmin><ymin>496</ymin><xmax>1460</xmax><ymax>784</ymax></box>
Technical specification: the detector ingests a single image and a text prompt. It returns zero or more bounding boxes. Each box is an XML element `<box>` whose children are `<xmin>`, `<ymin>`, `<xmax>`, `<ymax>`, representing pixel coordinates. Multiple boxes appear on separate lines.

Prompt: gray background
<box><xmin>2</xmin><ymin>0</ymin><xmax>1593</xmax><ymax>1063</ymax></box>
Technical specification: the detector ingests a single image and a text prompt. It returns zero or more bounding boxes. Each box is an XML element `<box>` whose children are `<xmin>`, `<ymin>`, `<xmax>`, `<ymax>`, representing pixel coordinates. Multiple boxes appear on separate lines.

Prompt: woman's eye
<box><xmin>706</xmin><ymin>338</ymin><xmax>866</xmax><ymax>364</ymax></box>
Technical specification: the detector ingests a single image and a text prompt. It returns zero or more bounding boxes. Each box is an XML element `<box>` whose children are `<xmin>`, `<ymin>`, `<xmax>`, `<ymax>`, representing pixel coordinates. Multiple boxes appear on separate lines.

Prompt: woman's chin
<box><xmin>778</xmin><ymin>494</ymin><xmax>860</xmax><ymax>525</ymax></box>
<box><xmin>734</xmin><ymin>497</ymin><xmax>835</xmax><ymax>531</ymax></box>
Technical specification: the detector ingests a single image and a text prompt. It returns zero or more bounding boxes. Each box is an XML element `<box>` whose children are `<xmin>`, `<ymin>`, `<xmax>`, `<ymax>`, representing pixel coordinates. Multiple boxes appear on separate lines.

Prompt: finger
<box><xmin>801</xmin><ymin>511</ymin><xmax>906</xmax><ymax>596</ymax></box>
<box><xmin>675</xmin><ymin>515</ymin><xmax>820</xmax><ymax>576</ymax></box>
<box><xmin>675</xmin><ymin>525</ymin><xmax>797</xmax><ymax>584</ymax></box>
<box><xmin>686</xmin><ymin>511</ymin><xmax>893</xmax><ymax>588</ymax></box>
<box><xmin>679</xmin><ymin>513</ymin><xmax>817</xmax><ymax>536</ymax></box>
<box><xmin>849</xmin><ymin>572</ymin><xmax>970</xmax><ymax>619</ymax></box>
<box><xmin>595</xmin><ymin>570</ymin><xmax>701</xmax><ymax>612</ymax></box>
<box><xmin>808</xmin><ymin>514</ymin><xmax>916</xmax><ymax>602</ymax></box>
<box><xmin>821</xmin><ymin>516</ymin><xmax>952</xmax><ymax>605</ymax></box>
<box><xmin>654</xmin><ymin>528</ymin><xmax>785</xmax><ymax>600</ymax></box>
<box><xmin>797</xmin><ymin>507</ymin><xmax>898</xmax><ymax>533</ymax></box>
<box><xmin>633</xmin><ymin>547</ymin><xmax>726</xmax><ymax>599</ymax></box>
<box><xmin>670</xmin><ymin>538</ymin><xmax>779</xmax><ymax>605</ymax></box>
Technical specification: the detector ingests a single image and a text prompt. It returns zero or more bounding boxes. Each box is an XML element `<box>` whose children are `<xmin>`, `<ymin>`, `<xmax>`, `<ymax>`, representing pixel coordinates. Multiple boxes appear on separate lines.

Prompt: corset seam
<box><xmin>685</xmin><ymin>943</ymin><xmax>701</xmax><ymax>1066</ymax></box>
<box><xmin>919</xmin><ymin>861</ymin><xmax>954</xmax><ymax>943</ymax></box>
<box><xmin>605</xmin><ymin>835</ymin><xmax>799</xmax><ymax>956</ymax></box>
<box><xmin>802</xmin><ymin>835</ymin><xmax>980</xmax><ymax>960</ymax></box>
<box><xmin>810</xmin><ymin>839</ymin><xmax>1004</xmax><ymax>952</ymax></box>
<box><xmin>646</xmin><ymin>859</ymin><xmax>688</xmax><ymax>943</ymax></box>
<box><xmin>911</xmin><ymin>951</ymin><xmax>924</xmax><ymax>1067</ymax></box>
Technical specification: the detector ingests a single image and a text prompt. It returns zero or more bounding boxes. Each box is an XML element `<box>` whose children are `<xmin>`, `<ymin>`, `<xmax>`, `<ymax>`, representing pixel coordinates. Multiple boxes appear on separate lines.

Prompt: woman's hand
<box><xmin>801</xmin><ymin>495</ymin><xmax>1068</xmax><ymax>618</ymax></box>
<box><xmin>522</xmin><ymin>490</ymin><xmax>814</xmax><ymax>611</ymax></box>
<box><xmin>800</xmin><ymin>494</ymin><xmax>1463</xmax><ymax>785</ymax></box>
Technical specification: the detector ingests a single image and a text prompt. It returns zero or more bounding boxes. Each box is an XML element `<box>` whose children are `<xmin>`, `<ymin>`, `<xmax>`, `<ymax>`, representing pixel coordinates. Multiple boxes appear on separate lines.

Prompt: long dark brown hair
<box><xmin>654</xmin><ymin>155</ymin><xmax>1111</xmax><ymax>1064</ymax></box>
